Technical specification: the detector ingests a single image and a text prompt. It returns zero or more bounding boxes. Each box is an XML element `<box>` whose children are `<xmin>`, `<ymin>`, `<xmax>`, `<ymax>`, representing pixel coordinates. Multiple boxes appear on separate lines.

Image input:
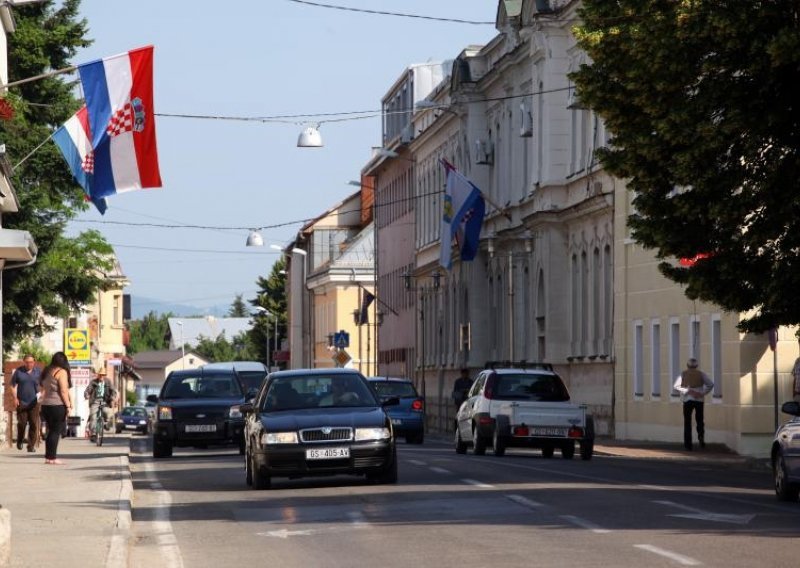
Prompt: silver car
<box><xmin>772</xmin><ymin>401</ymin><xmax>800</xmax><ymax>501</ymax></box>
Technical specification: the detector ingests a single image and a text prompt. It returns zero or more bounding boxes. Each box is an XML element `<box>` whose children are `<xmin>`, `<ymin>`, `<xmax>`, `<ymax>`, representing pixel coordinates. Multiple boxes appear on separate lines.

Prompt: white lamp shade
<box><xmin>246</xmin><ymin>230</ymin><xmax>264</xmax><ymax>247</ymax></box>
<box><xmin>297</xmin><ymin>125</ymin><xmax>323</xmax><ymax>148</ymax></box>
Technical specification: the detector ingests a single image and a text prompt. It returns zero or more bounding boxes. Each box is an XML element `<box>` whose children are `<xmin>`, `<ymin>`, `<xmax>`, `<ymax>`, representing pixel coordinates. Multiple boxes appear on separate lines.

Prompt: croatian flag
<box><xmin>54</xmin><ymin>46</ymin><xmax>161</xmax><ymax>211</ymax></box>
<box><xmin>439</xmin><ymin>160</ymin><xmax>486</xmax><ymax>270</ymax></box>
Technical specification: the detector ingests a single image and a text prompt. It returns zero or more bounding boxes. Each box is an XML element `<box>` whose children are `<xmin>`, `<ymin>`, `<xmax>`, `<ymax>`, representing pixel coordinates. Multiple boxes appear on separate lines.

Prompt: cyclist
<box><xmin>84</xmin><ymin>364</ymin><xmax>118</xmax><ymax>437</ymax></box>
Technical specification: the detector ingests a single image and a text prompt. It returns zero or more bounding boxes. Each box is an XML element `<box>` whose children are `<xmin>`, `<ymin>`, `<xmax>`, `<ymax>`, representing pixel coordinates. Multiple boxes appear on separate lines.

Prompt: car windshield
<box><xmin>238</xmin><ymin>371</ymin><xmax>267</xmax><ymax>394</ymax></box>
<box><xmin>163</xmin><ymin>373</ymin><xmax>243</xmax><ymax>399</ymax></box>
<box><xmin>121</xmin><ymin>407</ymin><xmax>147</xmax><ymax>417</ymax></box>
<box><xmin>262</xmin><ymin>375</ymin><xmax>378</xmax><ymax>411</ymax></box>
<box><xmin>371</xmin><ymin>381</ymin><xmax>418</xmax><ymax>398</ymax></box>
<box><xmin>492</xmin><ymin>373</ymin><xmax>570</xmax><ymax>402</ymax></box>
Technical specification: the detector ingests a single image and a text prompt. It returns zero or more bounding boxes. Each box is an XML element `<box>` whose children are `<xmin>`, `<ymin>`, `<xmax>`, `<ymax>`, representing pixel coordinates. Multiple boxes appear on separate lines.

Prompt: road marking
<box><xmin>348</xmin><ymin>511</ymin><xmax>368</xmax><ymax>528</ymax></box>
<box><xmin>105</xmin><ymin>455</ymin><xmax>132</xmax><ymax>568</ymax></box>
<box><xmin>430</xmin><ymin>466</ymin><xmax>451</xmax><ymax>474</ymax></box>
<box><xmin>407</xmin><ymin>459</ymin><xmax>426</xmax><ymax>466</ymax></box>
<box><xmin>462</xmin><ymin>478</ymin><xmax>494</xmax><ymax>488</ymax></box>
<box><xmin>258</xmin><ymin>520</ymin><xmax>370</xmax><ymax>539</ymax></box>
<box><xmin>506</xmin><ymin>494</ymin><xmax>545</xmax><ymax>509</ymax></box>
<box><xmin>560</xmin><ymin>515</ymin><xmax>611</xmax><ymax>534</ymax></box>
<box><xmin>653</xmin><ymin>500</ymin><xmax>755</xmax><ymax>525</ymax></box>
<box><xmin>633</xmin><ymin>544</ymin><xmax>701</xmax><ymax>566</ymax></box>
<box><xmin>142</xmin><ymin>460</ymin><xmax>184</xmax><ymax>568</ymax></box>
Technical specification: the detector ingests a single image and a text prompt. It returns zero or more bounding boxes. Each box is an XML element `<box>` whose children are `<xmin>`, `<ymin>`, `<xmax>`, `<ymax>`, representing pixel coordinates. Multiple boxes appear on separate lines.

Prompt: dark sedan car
<box><xmin>115</xmin><ymin>406</ymin><xmax>150</xmax><ymax>434</ymax></box>
<box><xmin>152</xmin><ymin>368</ymin><xmax>247</xmax><ymax>458</ymax></box>
<box><xmin>368</xmin><ymin>377</ymin><xmax>424</xmax><ymax>444</ymax></box>
<box><xmin>772</xmin><ymin>400</ymin><xmax>800</xmax><ymax>501</ymax></box>
<box><xmin>243</xmin><ymin>368</ymin><xmax>398</xmax><ymax>489</ymax></box>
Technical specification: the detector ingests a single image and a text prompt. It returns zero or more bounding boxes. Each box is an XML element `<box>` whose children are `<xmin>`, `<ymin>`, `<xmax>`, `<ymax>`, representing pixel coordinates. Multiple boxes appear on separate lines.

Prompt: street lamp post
<box><xmin>255</xmin><ymin>307</ymin><xmax>276</xmax><ymax>371</ymax></box>
<box><xmin>176</xmin><ymin>321</ymin><xmax>185</xmax><ymax>369</ymax></box>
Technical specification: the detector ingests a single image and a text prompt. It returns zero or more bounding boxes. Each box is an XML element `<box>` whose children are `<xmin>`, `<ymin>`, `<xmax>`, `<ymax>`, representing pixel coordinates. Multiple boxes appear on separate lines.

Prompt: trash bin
<box><xmin>66</xmin><ymin>416</ymin><xmax>82</xmax><ymax>438</ymax></box>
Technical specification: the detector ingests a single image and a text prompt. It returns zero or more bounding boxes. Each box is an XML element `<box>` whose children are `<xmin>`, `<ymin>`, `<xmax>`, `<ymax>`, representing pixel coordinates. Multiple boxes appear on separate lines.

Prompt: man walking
<box><xmin>11</xmin><ymin>355</ymin><xmax>42</xmax><ymax>452</ymax></box>
<box><xmin>673</xmin><ymin>358</ymin><xmax>714</xmax><ymax>451</ymax></box>
<box><xmin>452</xmin><ymin>368</ymin><xmax>473</xmax><ymax>411</ymax></box>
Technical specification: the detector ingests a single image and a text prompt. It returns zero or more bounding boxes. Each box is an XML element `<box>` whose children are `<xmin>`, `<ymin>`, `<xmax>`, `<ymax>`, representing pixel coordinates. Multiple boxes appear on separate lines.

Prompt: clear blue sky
<box><xmin>66</xmin><ymin>0</ymin><xmax>498</xmax><ymax>315</ymax></box>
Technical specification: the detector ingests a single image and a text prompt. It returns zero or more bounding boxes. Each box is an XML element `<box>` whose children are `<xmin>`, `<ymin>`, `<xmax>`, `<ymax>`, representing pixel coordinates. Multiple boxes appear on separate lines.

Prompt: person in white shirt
<box><xmin>673</xmin><ymin>358</ymin><xmax>714</xmax><ymax>451</ymax></box>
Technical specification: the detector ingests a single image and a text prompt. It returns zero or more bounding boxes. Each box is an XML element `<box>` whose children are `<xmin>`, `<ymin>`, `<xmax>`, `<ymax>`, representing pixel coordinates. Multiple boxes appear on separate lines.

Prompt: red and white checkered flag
<box><xmin>106</xmin><ymin>102</ymin><xmax>135</xmax><ymax>137</ymax></box>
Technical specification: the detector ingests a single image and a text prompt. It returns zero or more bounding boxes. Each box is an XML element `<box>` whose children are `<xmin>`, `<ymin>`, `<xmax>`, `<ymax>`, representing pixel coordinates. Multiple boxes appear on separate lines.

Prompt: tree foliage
<box><xmin>193</xmin><ymin>332</ymin><xmax>257</xmax><ymax>363</ymax></box>
<box><xmin>126</xmin><ymin>311</ymin><xmax>172</xmax><ymax>355</ymax></box>
<box><xmin>1</xmin><ymin>0</ymin><xmax>114</xmax><ymax>349</ymax></box>
<box><xmin>228</xmin><ymin>294</ymin><xmax>249</xmax><ymax>317</ymax></box>
<box><xmin>251</xmin><ymin>257</ymin><xmax>287</xmax><ymax>367</ymax></box>
<box><xmin>572</xmin><ymin>1</ymin><xmax>800</xmax><ymax>332</ymax></box>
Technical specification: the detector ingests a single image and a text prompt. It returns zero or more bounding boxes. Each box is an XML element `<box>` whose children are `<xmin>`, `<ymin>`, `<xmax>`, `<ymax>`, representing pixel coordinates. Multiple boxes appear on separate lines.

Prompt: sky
<box><xmin>65</xmin><ymin>0</ymin><xmax>499</xmax><ymax>316</ymax></box>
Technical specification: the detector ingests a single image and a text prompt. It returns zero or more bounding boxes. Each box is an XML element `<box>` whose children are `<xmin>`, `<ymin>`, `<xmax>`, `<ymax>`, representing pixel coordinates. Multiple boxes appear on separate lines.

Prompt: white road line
<box><xmin>105</xmin><ymin>455</ymin><xmax>132</xmax><ymax>568</ymax></box>
<box><xmin>633</xmin><ymin>544</ymin><xmax>702</xmax><ymax>566</ymax></box>
<box><xmin>506</xmin><ymin>494</ymin><xmax>546</xmax><ymax>509</ymax></box>
<box><xmin>560</xmin><ymin>515</ymin><xmax>611</xmax><ymax>534</ymax></box>
<box><xmin>430</xmin><ymin>466</ymin><xmax>452</xmax><ymax>474</ymax></box>
<box><xmin>407</xmin><ymin>459</ymin><xmax>426</xmax><ymax>466</ymax></box>
<box><xmin>347</xmin><ymin>511</ymin><xmax>368</xmax><ymax>528</ymax></box>
<box><xmin>142</xmin><ymin>460</ymin><xmax>184</xmax><ymax>568</ymax></box>
<box><xmin>462</xmin><ymin>478</ymin><xmax>494</xmax><ymax>488</ymax></box>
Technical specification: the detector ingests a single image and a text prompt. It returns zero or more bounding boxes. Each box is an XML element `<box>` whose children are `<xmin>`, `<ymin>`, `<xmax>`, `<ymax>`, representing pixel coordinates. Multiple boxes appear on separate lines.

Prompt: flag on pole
<box><xmin>52</xmin><ymin>106</ymin><xmax>107</xmax><ymax>213</ymax></box>
<box><xmin>358</xmin><ymin>289</ymin><xmax>375</xmax><ymax>325</ymax></box>
<box><xmin>440</xmin><ymin>160</ymin><xmax>486</xmax><ymax>269</ymax></box>
<box><xmin>54</xmin><ymin>45</ymin><xmax>162</xmax><ymax>212</ymax></box>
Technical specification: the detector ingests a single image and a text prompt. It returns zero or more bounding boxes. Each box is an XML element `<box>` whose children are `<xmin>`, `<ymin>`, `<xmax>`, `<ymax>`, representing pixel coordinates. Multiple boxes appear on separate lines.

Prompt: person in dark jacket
<box><xmin>11</xmin><ymin>355</ymin><xmax>41</xmax><ymax>452</ymax></box>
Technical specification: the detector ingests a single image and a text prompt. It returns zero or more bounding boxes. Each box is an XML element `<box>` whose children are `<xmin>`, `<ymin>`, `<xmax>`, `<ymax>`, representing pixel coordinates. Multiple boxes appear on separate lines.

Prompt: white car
<box><xmin>455</xmin><ymin>363</ymin><xmax>594</xmax><ymax>459</ymax></box>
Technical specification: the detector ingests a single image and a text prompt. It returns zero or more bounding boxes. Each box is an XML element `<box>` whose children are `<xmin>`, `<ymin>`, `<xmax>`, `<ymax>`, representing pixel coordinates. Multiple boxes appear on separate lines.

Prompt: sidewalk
<box><xmin>593</xmin><ymin>437</ymin><xmax>770</xmax><ymax>470</ymax></box>
<box><xmin>0</xmin><ymin>436</ymin><xmax>131</xmax><ymax>568</ymax></box>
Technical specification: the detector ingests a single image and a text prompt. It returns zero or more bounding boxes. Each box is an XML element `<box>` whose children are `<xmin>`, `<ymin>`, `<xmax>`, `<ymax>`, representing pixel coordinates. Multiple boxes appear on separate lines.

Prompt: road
<box><xmin>127</xmin><ymin>437</ymin><xmax>798</xmax><ymax>567</ymax></box>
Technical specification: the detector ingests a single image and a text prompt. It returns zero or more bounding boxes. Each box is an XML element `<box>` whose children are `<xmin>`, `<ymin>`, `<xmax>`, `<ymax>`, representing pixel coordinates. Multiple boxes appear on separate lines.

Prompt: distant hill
<box><xmin>130</xmin><ymin>296</ymin><xmax>231</xmax><ymax>320</ymax></box>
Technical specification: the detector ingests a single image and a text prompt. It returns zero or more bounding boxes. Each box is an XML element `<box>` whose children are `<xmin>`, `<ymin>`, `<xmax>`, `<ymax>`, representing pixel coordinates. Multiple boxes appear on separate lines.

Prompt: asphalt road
<box><xmin>127</xmin><ymin>438</ymin><xmax>798</xmax><ymax>568</ymax></box>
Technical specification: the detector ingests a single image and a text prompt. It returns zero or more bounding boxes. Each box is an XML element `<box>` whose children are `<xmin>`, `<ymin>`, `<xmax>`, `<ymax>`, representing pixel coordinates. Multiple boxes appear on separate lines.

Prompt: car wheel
<box><xmin>115</xmin><ymin>426</ymin><xmax>122</xmax><ymax>434</ymax></box>
<box><xmin>580</xmin><ymin>440</ymin><xmax>594</xmax><ymax>460</ymax></box>
<box><xmin>774</xmin><ymin>451</ymin><xmax>800</xmax><ymax>502</ymax></box>
<box><xmin>454</xmin><ymin>424</ymin><xmax>467</xmax><ymax>454</ymax></box>
<box><xmin>406</xmin><ymin>431</ymin><xmax>424</xmax><ymax>445</ymax></box>
<box><xmin>472</xmin><ymin>425</ymin><xmax>486</xmax><ymax>456</ymax></box>
<box><xmin>251</xmin><ymin>453</ymin><xmax>271</xmax><ymax>490</ymax></box>
<box><xmin>561</xmin><ymin>442</ymin><xmax>575</xmax><ymax>460</ymax></box>
<box><xmin>153</xmin><ymin>438</ymin><xmax>173</xmax><ymax>459</ymax></box>
<box><xmin>541</xmin><ymin>446</ymin><xmax>555</xmax><ymax>459</ymax></box>
<box><xmin>492</xmin><ymin>428</ymin><xmax>506</xmax><ymax>457</ymax></box>
<box><xmin>368</xmin><ymin>447</ymin><xmax>398</xmax><ymax>484</ymax></box>
<box><xmin>244</xmin><ymin>448</ymin><xmax>253</xmax><ymax>486</ymax></box>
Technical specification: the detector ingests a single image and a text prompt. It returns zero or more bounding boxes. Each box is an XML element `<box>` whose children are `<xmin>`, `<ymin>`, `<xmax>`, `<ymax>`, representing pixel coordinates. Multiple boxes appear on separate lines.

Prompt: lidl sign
<box><xmin>64</xmin><ymin>328</ymin><xmax>90</xmax><ymax>363</ymax></box>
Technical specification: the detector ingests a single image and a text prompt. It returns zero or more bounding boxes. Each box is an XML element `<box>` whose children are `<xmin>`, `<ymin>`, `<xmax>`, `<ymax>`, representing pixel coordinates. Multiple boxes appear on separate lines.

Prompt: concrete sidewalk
<box><xmin>0</xmin><ymin>436</ymin><xmax>132</xmax><ymax>568</ymax></box>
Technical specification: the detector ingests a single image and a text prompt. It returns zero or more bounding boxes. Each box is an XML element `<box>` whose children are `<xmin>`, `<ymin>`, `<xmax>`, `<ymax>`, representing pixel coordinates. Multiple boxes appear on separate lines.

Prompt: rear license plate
<box><xmin>306</xmin><ymin>447</ymin><xmax>350</xmax><ymax>460</ymax></box>
<box><xmin>185</xmin><ymin>424</ymin><xmax>216</xmax><ymax>433</ymax></box>
<box><xmin>125</xmin><ymin>424</ymin><xmax>138</xmax><ymax>430</ymax></box>
<box><xmin>391</xmin><ymin>419</ymin><xmax>402</xmax><ymax>425</ymax></box>
<box><xmin>529</xmin><ymin>427</ymin><xmax>566</xmax><ymax>437</ymax></box>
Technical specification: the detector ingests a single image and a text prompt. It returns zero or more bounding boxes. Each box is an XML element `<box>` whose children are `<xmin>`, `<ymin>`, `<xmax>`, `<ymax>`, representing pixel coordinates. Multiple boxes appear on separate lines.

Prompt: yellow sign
<box><xmin>64</xmin><ymin>328</ymin><xmax>90</xmax><ymax>363</ymax></box>
<box><xmin>332</xmin><ymin>349</ymin><xmax>351</xmax><ymax>368</ymax></box>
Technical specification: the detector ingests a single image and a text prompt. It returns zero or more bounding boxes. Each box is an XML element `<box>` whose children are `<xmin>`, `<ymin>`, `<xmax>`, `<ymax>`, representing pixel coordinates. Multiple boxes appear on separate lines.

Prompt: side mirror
<box><xmin>240</xmin><ymin>402</ymin><xmax>255</xmax><ymax>414</ymax></box>
<box><xmin>781</xmin><ymin>401</ymin><xmax>800</xmax><ymax>417</ymax></box>
<box><xmin>381</xmin><ymin>396</ymin><xmax>400</xmax><ymax>407</ymax></box>
<box><xmin>146</xmin><ymin>394</ymin><xmax>158</xmax><ymax>404</ymax></box>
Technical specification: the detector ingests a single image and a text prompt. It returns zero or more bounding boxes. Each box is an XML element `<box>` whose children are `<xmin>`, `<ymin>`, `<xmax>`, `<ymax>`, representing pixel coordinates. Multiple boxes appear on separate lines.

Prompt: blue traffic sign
<box><xmin>333</xmin><ymin>330</ymin><xmax>350</xmax><ymax>349</ymax></box>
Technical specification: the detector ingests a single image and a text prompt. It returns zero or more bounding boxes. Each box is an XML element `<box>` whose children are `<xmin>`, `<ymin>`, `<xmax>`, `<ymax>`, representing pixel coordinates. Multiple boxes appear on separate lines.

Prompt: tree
<box><xmin>572</xmin><ymin>1</ymin><xmax>800</xmax><ymax>332</ymax></box>
<box><xmin>127</xmin><ymin>311</ymin><xmax>172</xmax><ymax>355</ymax></box>
<box><xmin>1</xmin><ymin>0</ymin><xmax>115</xmax><ymax>349</ymax></box>
<box><xmin>193</xmin><ymin>332</ymin><xmax>257</xmax><ymax>362</ymax></box>
<box><xmin>228</xmin><ymin>294</ymin><xmax>249</xmax><ymax>317</ymax></box>
<box><xmin>251</xmin><ymin>258</ymin><xmax>287</xmax><ymax>367</ymax></box>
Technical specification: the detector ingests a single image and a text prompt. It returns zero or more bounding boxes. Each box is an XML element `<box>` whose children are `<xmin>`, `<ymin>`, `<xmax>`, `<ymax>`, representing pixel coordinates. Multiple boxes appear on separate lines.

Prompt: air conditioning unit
<box><xmin>567</xmin><ymin>85</ymin><xmax>585</xmax><ymax>110</ymax></box>
<box><xmin>475</xmin><ymin>139</ymin><xmax>493</xmax><ymax>165</ymax></box>
<box><xmin>520</xmin><ymin>103</ymin><xmax>533</xmax><ymax>137</ymax></box>
<box><xmin>400</xmin><ymin>124</ymin><xmax>414</xmax><ymax>144</ymax></box>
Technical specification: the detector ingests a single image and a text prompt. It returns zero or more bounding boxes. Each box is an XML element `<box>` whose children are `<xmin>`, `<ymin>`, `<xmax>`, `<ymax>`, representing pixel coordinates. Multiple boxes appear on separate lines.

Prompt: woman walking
<box><xmin>39</xmin><ymin>352</ymin><xmax>73</xmax><ymax>465</ymax></box>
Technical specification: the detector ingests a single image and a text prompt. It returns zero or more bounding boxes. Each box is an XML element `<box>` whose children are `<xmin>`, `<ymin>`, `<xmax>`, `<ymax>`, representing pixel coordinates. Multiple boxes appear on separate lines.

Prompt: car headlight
<box><xmin>354</xmin><ymin>427</ymin><xmax>391</xmax><ymax>441</ymax></box>
<box><xmin>229</xmin><ymin>405</ymin><xmax>243</xmax><ymax>419</ymax></box>
<box><xmin>138</xmin><ymin>420</ymin><xmax>147</xmax><ymax>425</ymax></box>
<box><xmin>158</xmin><ymin>406</ymin><xmax>172</xmax><ymax>420</ymax></box>
<box><xmin>261</xmin><ymin>431</ymin><xmax>298</xmax><ymax>445</ymax></box>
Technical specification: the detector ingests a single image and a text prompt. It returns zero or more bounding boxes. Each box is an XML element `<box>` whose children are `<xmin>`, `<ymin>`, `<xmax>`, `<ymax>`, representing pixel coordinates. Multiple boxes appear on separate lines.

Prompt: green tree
<box><xmin>127</xmin><ymin>311</ymin><xmax>172</xmax><ymax>355</ymax></box>
<box><xmin>193</xmin><ymin>332</ymin><xmax>257</xmax><ymax>362</ymax></box>
<box><xmin>251</xmin><ymin>258</ymin><xmax>287</xmax><ymax>367</ymax></box>
<box><xmin>572</xmin><ymin>1</ymin><xmax>800</xmax><ymax>332</ymax></box>
<box><xmin>1</xmin><ymin>0</ymin><xmax>115</xmax><ymax>349</ymax></box>
<box><xmin>228</xmin><ymin>294</ymin><xmax>249</xmax><ymax>317</ymax></box>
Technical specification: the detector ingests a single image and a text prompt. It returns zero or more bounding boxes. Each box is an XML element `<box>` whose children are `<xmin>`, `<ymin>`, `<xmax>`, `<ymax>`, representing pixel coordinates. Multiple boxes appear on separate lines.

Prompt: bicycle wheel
<box><xmin>96</xmin><ymin>414</ymin><xmax>104</xmax><ymax>446</ymax></box>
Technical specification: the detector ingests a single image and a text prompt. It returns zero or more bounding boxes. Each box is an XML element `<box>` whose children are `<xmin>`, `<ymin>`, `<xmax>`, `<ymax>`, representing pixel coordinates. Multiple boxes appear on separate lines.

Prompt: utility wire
<box><xmin>285</xmin><ymin>0</ymin><xmax>494</xmax><ymax>25</ymax></box>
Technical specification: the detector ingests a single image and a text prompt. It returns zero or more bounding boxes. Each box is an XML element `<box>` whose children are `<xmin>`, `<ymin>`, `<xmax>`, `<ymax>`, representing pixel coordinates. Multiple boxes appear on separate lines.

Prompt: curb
<box><xmin>0</xmin><ymin>506</ymin><xmax>9</xmax><ymax>567</ymax></box>
<box><xmin>105</xmin><ymin>448</ymin><xmax>134</xmax><ymax>568</ymax></box>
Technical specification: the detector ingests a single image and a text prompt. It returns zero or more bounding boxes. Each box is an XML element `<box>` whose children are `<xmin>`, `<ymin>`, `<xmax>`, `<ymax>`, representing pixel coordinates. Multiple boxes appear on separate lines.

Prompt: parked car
<box><xmin>202</xmin><ymin>361</ymin><xmax>269</xmax><ymax>399</ymax></box>
<box><xmin>772</xmin><ymin>400</ymin><xmax>800</xmax><ymax>501</ymax></box>
<box><xmin>367</xmin><ymin>377</ymin><xmax>424</xmax><ymax>444</ymax></box>
<box><xmin>242</xmin><ymin>368</ymin><xmax>399</xmax><ymax>489</ymax></box>
<box><xmin>115</xmin><ymin>406</ymin><xmax>150</xmax><ymax>434</ymax></box>
<box><xmin>151</xmin><ymin>367</ymin><xmax>247</xmax><ymax>458</ymax></box>
<box><xmin>455</xmin><ymin>362</ymin><xmax>594</xmax><ymax>460</ymax></box>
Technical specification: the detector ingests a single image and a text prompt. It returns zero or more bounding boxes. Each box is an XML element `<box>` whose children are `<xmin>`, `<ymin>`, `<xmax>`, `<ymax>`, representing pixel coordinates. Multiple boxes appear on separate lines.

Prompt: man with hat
<box><xmin>84</xmin><ymin>363</ymin><xmax>118</xmax><ymax>436</ymax></box>
<box><xmin>673</xmin><ymin>358</ymin><xmax>714</xmax><ymax>451</ymax></box>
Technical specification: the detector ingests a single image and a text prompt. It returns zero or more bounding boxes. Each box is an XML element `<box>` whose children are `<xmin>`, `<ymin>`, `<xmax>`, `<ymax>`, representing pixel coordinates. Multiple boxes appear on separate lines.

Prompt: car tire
<box><xmin>580</xmin><ymin>416</ymin><xmax>595</xmax><ymax>461</ymax></box>
<box><xmin>774</xmin><ymin>451</ymin><xmax>800</xmax><ymax>502</ymax></box>
<box><xmin>541</xmin><ymin>446</ymin><xmax>555</xmax><ymax>459</ymax></box>
<box><xmin>153</xmin><ymin>438</ymin><xmax>173</xmax><ymax>458</ymax></box>
<box><xmin>406</xmin><ymin>432</ymin><xmax>424</xmax><ymax>445</ymax></box>
<box><xmin>115</xmin><ymin>427</ymin><xmax>122</xmax><ymax>434</ymax></box>
<box><xmin>251</xmin><ymin>454</ymin><xmax>271</xmax><ymax>490</ymax></box>
<box><xmin>454</xmin><ymin>424</ymin><xmax>468</xmax><ymax>454</ymax></box>
<box><xmin>370</xmin><ymin>449</ymin><xmax>398</xmax><ymax>484</ymax></box>
<box><xmin>561</xmin><ymin>442</ymin><xmax>575</xmax><ymax>460</ymax></box>
<box><xmin>472</xmin><ymin>425</ymin><xmax>487</xmax><ymax>456</ymax></box>
<box><xmin>493</xmin><ymin>428</ymin><xmax>506</xmax><ymax>457</ymax></box>
<box><xmin>245</xmin><ymin>448</ymin><xmax>253</xmax><ymax>486</ymax></box>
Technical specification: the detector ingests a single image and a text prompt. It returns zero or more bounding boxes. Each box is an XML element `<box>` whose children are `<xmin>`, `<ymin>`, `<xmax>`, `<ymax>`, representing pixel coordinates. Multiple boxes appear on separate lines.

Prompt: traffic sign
<box><xmin>64</xmin><ymin>328</ymin><xmax>90</xmax><ymax>364</ymax></box>
<box><xmin>332</xmin><ymin>349</ymin><xmax>351</xmax><ymax>368</ymax></box>
<box><xmin>333</xmin><ymin>330</ymin><xmax>350</xmax><ymax>349</ymax></box>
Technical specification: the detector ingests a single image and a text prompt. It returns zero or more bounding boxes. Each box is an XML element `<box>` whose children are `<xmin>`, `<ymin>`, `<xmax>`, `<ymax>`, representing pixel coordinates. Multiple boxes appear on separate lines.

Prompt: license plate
<box><xmin>125</xmin><ymin>424</ymin><xmax>138</xmax><ymax>430</ymax></box>
<box><xmin>185</xmin><ymin>424</ymin><xmax>216</xmax><ymax>433</ymax></box>
<box><xmin>391</xmin><ymin>419</ymin><xmax>402</xmax><ymax>425</ymax></box>
<box><xmin>529</xmin><ymin>427</ymin><xmax>567</xmax><ymax>437</ymax></box>
<box><xmin>306</xmin><ymin>447</ymin><xmax>350</xmax><ymax>460</ymax></box>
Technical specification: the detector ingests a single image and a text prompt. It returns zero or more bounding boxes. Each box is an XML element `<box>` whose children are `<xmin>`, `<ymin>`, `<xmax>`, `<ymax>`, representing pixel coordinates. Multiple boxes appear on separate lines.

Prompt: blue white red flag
<box><xmin>439</xmin><ymin>160</ymin><xmax>486</xmax><ymax>269</ymax></box>
<box><xmin>52</xmin><ymin>106</ymin><xmax>107</xmax><ymax>213</ymax></box>
<box><xmin>54</xmin><ymin>45</ymin><xmax>161</xmax><ymax>212</ymax></box>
